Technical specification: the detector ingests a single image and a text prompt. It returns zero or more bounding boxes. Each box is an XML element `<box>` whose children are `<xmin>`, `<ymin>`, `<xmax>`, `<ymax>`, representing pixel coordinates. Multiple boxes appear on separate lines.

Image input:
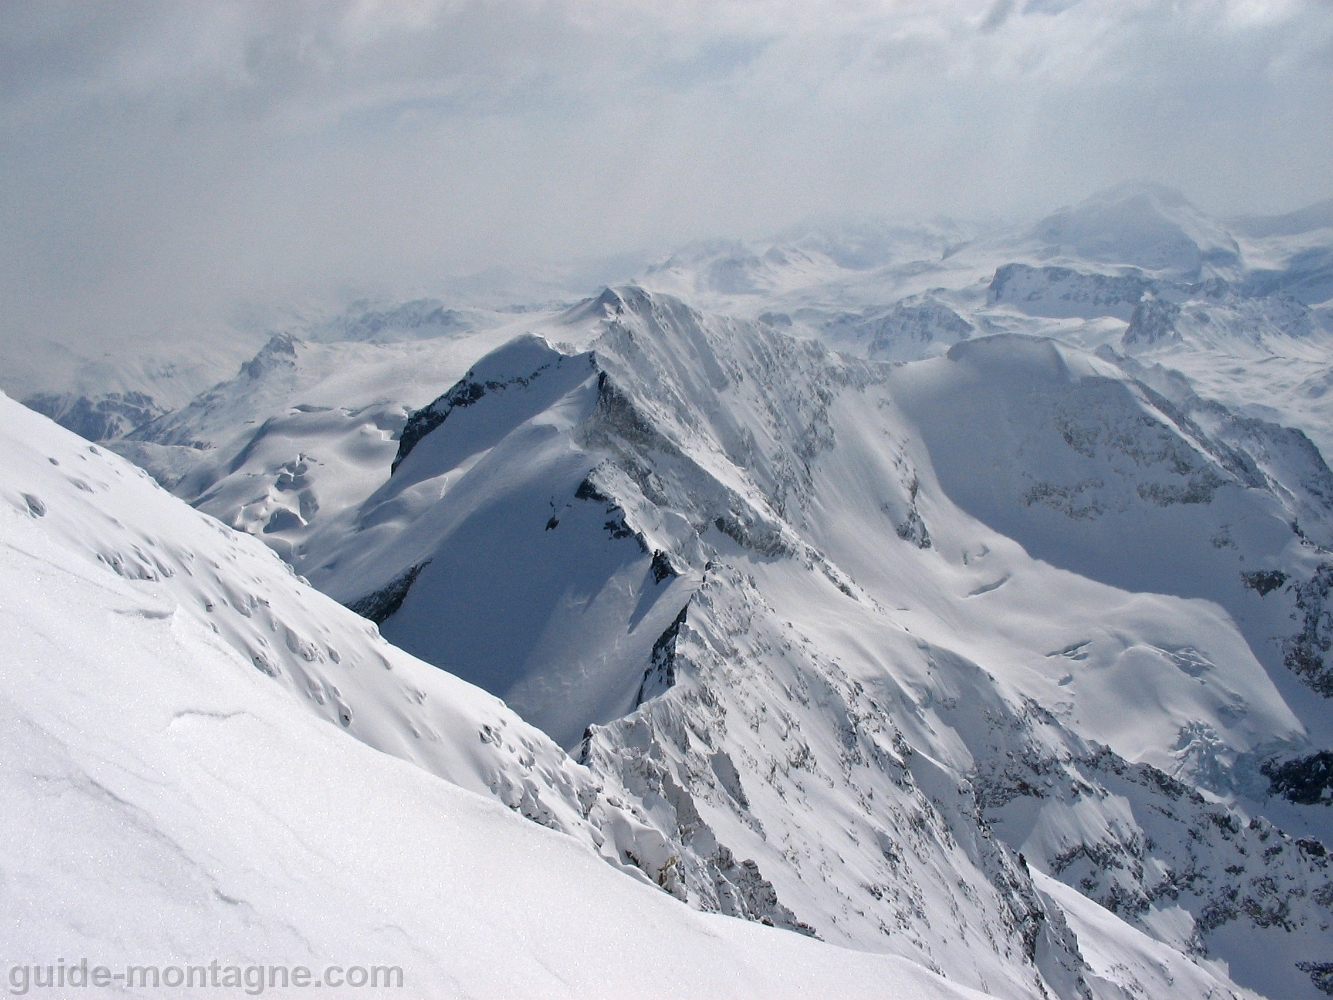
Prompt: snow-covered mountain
<box><xmin>112</xmin><ymin>321</ymin><xmax>541</xmax><ymax>563</ymax></box>
<box><xmin>4</xmin><ymin>327</ymin><xmax>265</xmax><ymax>444</ymax></box>
<box><xmin>10</xmin><ymin>183</ymin><xmax>1333</xmax><ymax>998</ymax></box>
<box><xmin>309</xmin><ymin>285</ymin><xmax>1333</xmax><ymax>999</ymax></box>
<box><xmin>4</xmin><ymin>300</ymin><xmax>526</xmax><ymax>448</ymax></box>
<box><xmin>1</xmin><ymin>391</ymin><xmax>1011</xmax><ymax>999</ymax></box>
<box><xmin>1025</xmin><ymin>182</ymin><xmax>1243</xmax><ymax>279</ymax></box>
<box><xmin>118</xmin><ymin>278</ymin><xmax>1332</xmax><ymax>997</ymax></box>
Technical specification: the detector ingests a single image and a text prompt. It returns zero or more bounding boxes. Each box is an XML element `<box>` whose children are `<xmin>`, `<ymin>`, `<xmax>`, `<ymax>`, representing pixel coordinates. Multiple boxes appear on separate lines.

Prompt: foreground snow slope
<box><xmin>66</xmin><ymin>271</ymin><xmax>1333</xmax><ymax>996</ymax></box>
<box><xmin>0</xmin><ymin>390</ymin><xmax>1008</xmax><ymax>999</ymax></box>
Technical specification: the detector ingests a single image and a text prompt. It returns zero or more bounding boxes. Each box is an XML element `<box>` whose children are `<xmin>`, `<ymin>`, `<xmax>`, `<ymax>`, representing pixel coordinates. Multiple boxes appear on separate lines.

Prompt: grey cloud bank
<box><xmin>1</xmin><ymin>0</ymin><xmax>1330</xmax><ymax>353</ymax></box>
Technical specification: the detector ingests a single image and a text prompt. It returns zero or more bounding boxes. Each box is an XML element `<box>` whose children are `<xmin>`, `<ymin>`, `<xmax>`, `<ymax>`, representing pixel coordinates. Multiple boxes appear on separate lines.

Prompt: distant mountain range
<box><xmin>8</xmin><ymin>184</ymin><xmax>1333</xmax><ymax>998</ymax></box>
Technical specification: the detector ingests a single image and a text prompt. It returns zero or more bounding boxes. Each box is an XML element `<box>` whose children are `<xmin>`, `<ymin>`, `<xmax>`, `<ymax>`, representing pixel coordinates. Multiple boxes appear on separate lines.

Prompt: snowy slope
<box><xmin>0</xmin><ymin>390</ymin><xmax>1015</xmax><ymax>1000</ymax></box>
<box><xmin>17</xmin><ymin>183</ymin><xmax>1333</xmax><ymax>999</ymax></box>
<box><xmin>0</xmin><ymin>391</ymin><xmax>661</xmax><ymax>861</ymax></box>
<box><xmin>1024</xmin><ymin>182</ymin><xmax>1243</xmax><ymax>279</ymax></box>
<box><xmin>886</xmin><ymin>335</ymin><xmax>1333</xmax><ymax>740</ymax></box>
<box><xmin>114</xmin><ymin>322</ymin><xmax>533</xmax><ymax>563</ymax></box>
<box><xmin>271</xmin><ymin>284</ymin><xmax>1333</xmax><ymax>999</ymax></box>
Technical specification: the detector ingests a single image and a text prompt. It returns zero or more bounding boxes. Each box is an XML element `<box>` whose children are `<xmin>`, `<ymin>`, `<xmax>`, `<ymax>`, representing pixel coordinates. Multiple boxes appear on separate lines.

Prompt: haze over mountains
<box><xmin>8</xmin><ymin>183</ymin><xmax>1333</xmax><ymax>998</ymax></box>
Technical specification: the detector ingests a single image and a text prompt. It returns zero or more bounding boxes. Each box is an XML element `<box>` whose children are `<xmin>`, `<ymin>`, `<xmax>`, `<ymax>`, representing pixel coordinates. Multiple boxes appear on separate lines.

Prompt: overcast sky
<box><xmin>2</xmin><ymin>0</ymin><xmax>1331</xmax><ymax>346</ymax></box>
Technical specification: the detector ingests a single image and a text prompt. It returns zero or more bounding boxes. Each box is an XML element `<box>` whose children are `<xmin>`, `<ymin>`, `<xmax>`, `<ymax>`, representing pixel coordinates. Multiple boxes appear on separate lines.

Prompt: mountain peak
<box><xmin>1029</xmin><ymin>182</ymin><xmax>1240</xmax><ymax>277</ymax></box>
<box><xmin>238</xmin><ymin>332</ymin><xmax>300</xmax><ymax>381</ymax></box>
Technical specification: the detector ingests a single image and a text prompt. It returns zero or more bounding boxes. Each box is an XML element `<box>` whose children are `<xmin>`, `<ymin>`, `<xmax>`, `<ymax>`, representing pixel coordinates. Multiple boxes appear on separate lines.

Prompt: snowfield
<box><xmin>0</xmin><ymin>391</ymin><xmax>1000</xmax><ymax>1000</ymax></box>
<box><xmin>7</xmin><ymin>183</ymin><xmax>1333</xmax><ymax>999</ymax></box>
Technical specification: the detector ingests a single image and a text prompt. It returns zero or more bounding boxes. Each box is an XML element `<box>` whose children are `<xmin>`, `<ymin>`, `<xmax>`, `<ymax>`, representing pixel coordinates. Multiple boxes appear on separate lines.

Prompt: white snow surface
<box><xmin>113</xmin><ymin>321</ymin><xmax>536</xmax><ymax>563</ymax></box>
<box><xmin>179</xmin><ymin>284</ymin><xmax>1324</xmax><ymax>999</ymax></box>
<box><xmin>0</xmin><ymin>391</ymin><xmax>1003</xmax><ymax>999</ymax></box>
<box><xmin>1030</xmin><ymin>873</ymin><xmax>1261</xmax><ymax>1000</ymax></box>
<box><xmin>11</xmin><ymin>184</ymin><xmax>1333</xmax><ymax>1000</ymax></box>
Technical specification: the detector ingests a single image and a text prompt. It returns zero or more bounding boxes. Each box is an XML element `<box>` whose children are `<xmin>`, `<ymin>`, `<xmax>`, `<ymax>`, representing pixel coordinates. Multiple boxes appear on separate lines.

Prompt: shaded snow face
<box><xmin>888</xmin><ymin>334</ymin><xmax>1310</xmax><ymax>600</ymax></box>
<box><xmin>885</xmin><ymin>334</ymin><xmax>1333</xmax><ymax>764</ymax></box>
<box><xmin>0</xmin><ymin>390</ymin><xmax>701</xmax><ymax>886</ymax></box>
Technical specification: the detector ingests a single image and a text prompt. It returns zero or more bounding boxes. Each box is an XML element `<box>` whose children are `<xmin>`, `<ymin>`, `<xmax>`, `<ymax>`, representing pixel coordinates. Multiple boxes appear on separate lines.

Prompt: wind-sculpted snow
<box><xmin>1</xmin><ymin>393</ymin><xmax>1009</xmax><ymax>1000</ymax></box>
<box><xmin>0</xmin><ymin>393</ymin><xmax>657</xmax><ymax>859</ymax></box>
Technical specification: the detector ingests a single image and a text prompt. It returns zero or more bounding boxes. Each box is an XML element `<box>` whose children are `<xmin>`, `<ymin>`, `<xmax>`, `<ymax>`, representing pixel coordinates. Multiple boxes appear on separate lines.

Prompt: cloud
<box><xmin>1</xmin><ymin>0</ymin><xmax>1331</xmax><ymax>346</ymax></box>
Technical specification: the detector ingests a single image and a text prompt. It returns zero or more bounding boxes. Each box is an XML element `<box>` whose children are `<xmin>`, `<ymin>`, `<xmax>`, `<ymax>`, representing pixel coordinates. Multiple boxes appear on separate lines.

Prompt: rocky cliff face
<box><xmin>23</xmin><ymin>390</ymin><xmax>168</xmax><ymax>441</ymax></box>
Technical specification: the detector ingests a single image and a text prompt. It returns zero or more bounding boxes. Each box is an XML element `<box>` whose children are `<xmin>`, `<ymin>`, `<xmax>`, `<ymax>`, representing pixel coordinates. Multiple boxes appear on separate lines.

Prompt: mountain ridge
<box><xmin>11</xmin><ymin>186</ymin><xmax>1333</xmax><ymax>997</ymax></box>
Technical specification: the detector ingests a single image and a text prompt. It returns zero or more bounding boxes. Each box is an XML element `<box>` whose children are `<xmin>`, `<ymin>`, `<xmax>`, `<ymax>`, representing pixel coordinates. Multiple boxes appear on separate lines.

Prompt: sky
<box><xmin>1</xmin><ymin>0</ymin><xmax>1331</xmax><ymax>352</ymax></box>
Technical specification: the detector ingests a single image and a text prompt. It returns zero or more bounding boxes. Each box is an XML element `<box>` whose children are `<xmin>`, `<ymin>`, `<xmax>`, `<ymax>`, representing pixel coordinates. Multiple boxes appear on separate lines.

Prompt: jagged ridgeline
<box><xmin>8</xmin><ymin>390</ymin><xmax>1023</xmax><ymax>999</ymax></box>
<box><xmin>20</xmin><ymin>184</ymin><xmax>1333</xmax><ymax>999</ymax></box>
<box><xmin>276</xmin><ymin>285</ymin><xmax>1333</xmax><ymax>1000</ymax></box>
